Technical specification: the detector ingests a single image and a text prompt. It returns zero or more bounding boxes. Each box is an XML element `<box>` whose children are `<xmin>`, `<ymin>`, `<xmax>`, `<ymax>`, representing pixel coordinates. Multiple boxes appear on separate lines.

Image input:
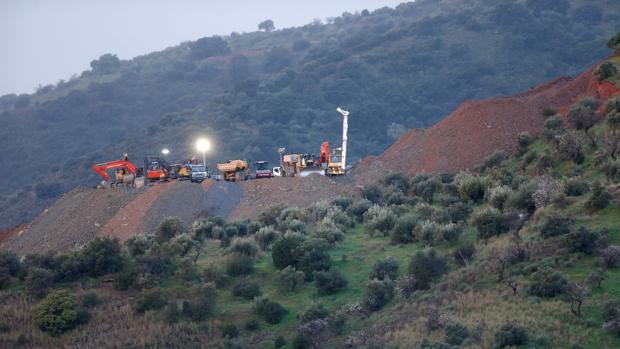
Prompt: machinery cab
<box><xmin>145</xmin><ymin>156</ymin><xmax>170</xmax><ymax>182</ymax></box>
<box><xmin>325</xmin><ymin>147</ymin><xmax>345</xmax><ymax>176</ymax></box>
<box><xmin>254</xmin><ymin>161</ymin><xmax>272</xmax><ymax>178</ymax></box>
<box><xmin>272</xmin><ymin>167</ymin><xmax>283</xmax><ymax>177</ymax></box>
<box><xmin>190</xmin><ymin>164</ymin><xmax>209</xmax><ymax>183</ymax></box>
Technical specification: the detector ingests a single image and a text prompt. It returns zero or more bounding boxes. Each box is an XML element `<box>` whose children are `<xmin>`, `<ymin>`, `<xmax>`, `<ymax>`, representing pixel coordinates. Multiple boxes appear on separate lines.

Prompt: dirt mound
<box><xmin>98</xmin><ymin>182</ymin><xmax>175</xmax><ymax>242</ymax></box>
<box><xmin>353</xmin><ymin>64</ymin><xmax>620</xmax><ymax>183</ymax></box>
<box><xmin>0</xmin><ymin>224</ymin><xmax>27</xmax><ymax>247</ymax></box>
<box><xmin>3</xmin><ymin>188</ymin><xmax>137</xmax><ymax>255</ymax></box>
<box><xmin>140</xmin><ymin>179</ymin><xmax>242</xmax><ymax>232</ymax></box>
<box><xmin>229</xmin><ymin>175</ymin><xmax>356</xmax><ymax>221</ymax></box>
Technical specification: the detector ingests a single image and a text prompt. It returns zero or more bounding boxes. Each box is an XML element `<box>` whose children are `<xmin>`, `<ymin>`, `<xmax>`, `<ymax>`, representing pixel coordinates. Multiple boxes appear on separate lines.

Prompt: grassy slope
<box><xmin>176</xmin><ymin>121</ymin><xmax>620</xmax><ymax>348</ymax></box>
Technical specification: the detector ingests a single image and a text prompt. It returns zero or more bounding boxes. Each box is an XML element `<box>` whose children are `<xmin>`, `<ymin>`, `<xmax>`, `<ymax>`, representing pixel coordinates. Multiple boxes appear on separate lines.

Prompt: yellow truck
<box><xmin>217</xmin><ymin>160</ymin><xmax>249</xmax><ymax>181</ymax></box>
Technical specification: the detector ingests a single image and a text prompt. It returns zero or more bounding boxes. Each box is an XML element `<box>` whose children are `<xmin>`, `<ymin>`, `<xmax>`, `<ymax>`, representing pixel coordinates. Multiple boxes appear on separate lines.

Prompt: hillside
<box><xmin>0</xmin><ymin>54</ymin><xmax>619</xmax><ymax>347</ymax></box>
<box><xmin>1</xmin><ymin>0</ymin><xmax>619</xmax><ymax>229</ymax></box>
<box><xmin>353</xmin><ymin>55</ymin><xmax>620</xmax><ymax>182</ymax></box>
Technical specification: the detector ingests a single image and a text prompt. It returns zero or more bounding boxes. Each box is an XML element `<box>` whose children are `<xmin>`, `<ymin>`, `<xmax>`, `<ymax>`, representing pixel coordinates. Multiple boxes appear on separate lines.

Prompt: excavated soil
<box><xmin>229</xmin><ymin>175</ymin><xmax>356</xmax><ymax>221</ymax></box>
<box><xmin>3</xmin><ymin>188</ymin><xmax>136</xmax><ymax>255</ymax></box>
<box><xmin>140</xmin><ymin>179</ymin><xmax>242</xmax><ymax>232</ymax></box>
<box><xmin>352</xmin><ymin>64</ymin><xmax>620</xmax><ymax>184</ymax></box>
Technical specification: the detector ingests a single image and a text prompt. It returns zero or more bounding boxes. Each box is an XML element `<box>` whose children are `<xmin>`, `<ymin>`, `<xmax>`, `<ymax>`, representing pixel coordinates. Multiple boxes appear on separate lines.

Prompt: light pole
<box><xmin>195</xmin><ymin>138</ymin><xmax>211</xmax><ymax>166</ymax></box>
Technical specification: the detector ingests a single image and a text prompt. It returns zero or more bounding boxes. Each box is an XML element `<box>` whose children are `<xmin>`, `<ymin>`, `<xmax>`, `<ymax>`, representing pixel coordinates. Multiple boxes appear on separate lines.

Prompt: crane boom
<box><xmin>336</xmin><ymin>107</ymin><xmax>350</xmax><ymax>171</ymax></box>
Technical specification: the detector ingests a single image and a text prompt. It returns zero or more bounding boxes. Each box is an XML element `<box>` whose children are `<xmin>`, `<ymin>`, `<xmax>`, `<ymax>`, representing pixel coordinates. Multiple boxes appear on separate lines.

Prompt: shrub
<box><xmin>395</xmin><ymin>275</ymin><xmax>417</xmax><ymax>299</ymax></box>
<box><xmin>454</xmin><ymin>172</ymin><xmax>486</xmax><ymax>202</ymax></box>
<box><xmin>346</xmin><ymin>199</ymin><xmax>372</xmax><ymax>222</ymax></box>
<box><xmin>453</xmin><ymin>243</ymin><xmax>475</xmax><ymax>266</ymax></box>
<box><xmin>274</xmin><ymin>266</ymin><xmax>305</xmax><ymax>293</ymax></box>
<box><xmin>363</xmin><ymin>279</ymin><xmax>395</xmax><ymax>311</ymax></box>
<box><xmin>382</xmin><ymin>172</ymin><xmax>410</xmax><ymax>191</ymax></box>
<box><xmin>299</xmin><ymin>302</ymin><xmax>329</xmax><ymax>323</ymax></box>
<box><xmin>446</xmin><ymin>202</ymin><xmax>472</xmax><ymax>223</ymax></box>
<box><xmin>533</xmin><ymin>177</ymin><xmax>564</xmax><ymax>209</ymax></box>
<box><xmin>296</xmin><ymin>238</ymin><xmax>332</xmax><ymax>280</ymax></box>
<box><xmin>595</xmin><ymin>62</ymin><xmax>618</xmax><ymax>82</ymax></box>
<box><xmin>556</xmin><ymin>132</ymin><xmax>585</xmax><ymax>163</ymax></box>
<box><xmin>603</xmin><ymin>300</ymin><xmax>620</xmax><ymax>337</ymax></box>
<box><xmin>543</xmin><ymin>115</ymin><xmax>564</xmax><ymax>140</ymax></box>
<box><xmin>255</xmin><ymin>226</ymin><xmax>277</xmax><ymax>250</ymax></box>
<box><xmin>527</xmin><ymin>267</ymin><xmax>568</xmax><ymax>298</ymax></box>
<box><xmin>390</xmin><ymin>213</ymin><xmax>418</xmax><ymax>244</ymax></box>
<box><xmin>25</xmin><ymin>267</ymin><xmax>55</xmax><ymax>298</ymax></box>
<box><xmin>133</xmin><ymin>288</ymin><xmax>167</xmax><ymax>313</ymax></box>
<box><xmin>274</xmin><ymin>336</ymin><xmax>286</xmax><ymax>348</ymax></box>
<box><xmin>80</xmin><ymin>237</ymin><xmax>124</xmax><ymax>277</ymax></box>
<box><xmin>310</xmin><ymin>219</ymin><xmax>344</xmax><ymax>244</ymax></box>
<box><xmin>539</xmin><ymin>211</ymin><xmax>572</xmax><ymax>238</ymax></box>
<box><xmin>34</xmin><ymin>290</ymin><xmax>83</xmax><ymax>336</ymax></box>
<box><xmin>257</xmin><ymin>205</ymin><xmax>284</xmax><ymax>227</ymax></box>
<box><xmin>362</xmin><ymin>185</ymin><xmax>383</xmax><ymax>203</ymax></box>
<box><xmin>505</xmin><ymin>182</ymin><xmax>537</xmax><ymax>213</ymax></box>
<box><xmin>495</xmin><ymin>323</ymin><xmax>529</xmax><ymax>348</ymax></box>
<box><xmin>0</xmin><ymin>268</ymin><xmax>11</xmax><ymax>289</ymax></box>
<box><xmin>332</xmin><ymin>196</ymin><xmax>353</xmax><ymax>210</ymax></box>
<box><xmin>481</xmin><ymin>150</ymin><xmax>508</xmax><ymax>170</ymax></box>
<box><xmin>601</xmin><ymin>245</ymin><xmax>620</xmax><ymax>268</ymax></box>
<box><xmin>369</xmin><ymin>256</ymin><xmax>399</xmax><ymax>281</ymax></box>
<box><xmin>516</xmin><ymin>132</ymin><xmax>534</xmax><ymax>155</ymax></box>
<box><xmin>564</xmin><ymin>177</ymin><xmax>589</xmax><ymax>196</ymax></box>
<box><xmin>232</xmin><ymin>280</ymin><xmax>262</xmax><ymax>300</ymax></box>
<box><xmin>183</xmin><ymin>283</ymin><xmax>217</xmax><ymax>321</ymax></box>
<box><xmin>585</xmin><ymin>182</ymin><xmax>612</xmax><ymax>212</ymax></box>
<box><xmin>220</xmin><ymin>323</ymin><xmax>239</xmax><ymax>338</ymax></box>
<box><xmin>438</xmin><ymin>223</ymin><xmax>462</xmax><ymax>243</ymax></box>
<box><xmin>472</xmin><ymin>207</ymin><xmax>509</xmax><ymax>242</ymax></box>
<box><xmin>412</xmin><ymin>177</ymin><xmax>442</xmax><ymax>204</ymax></box>
<box><xmin>0</xmin><ymin>251</ymin><xmax>20</xmax><ymax>277</ymax></box>
<box><xmin>244</xmin><ymin>319</ymin><xmax>260</xmax><ymax>331</ymax></box>
<box><xmin>226</xmin><ymin>254</ymin><xmax>254</xmax><ymax>276</ymax></box>
<box><xmin>228</xmin><ymin>237</ymin><xmax>259</xmax><ymax>258</ymax></box>
<box><xmin>254</xmin><ymin>297</ymin><xmax>288</xmax><ymax>324</ymax></box>
<box><xmin>587</xmin><ymin>270</ymin><xmax>606</xmax><ymax>288</ymax></box>
<box><xmin>81</xmin><ymin>292</ymin><xmax>100</xmax><ymax>308</ymax></box>
<box><xmin>314</xmin><ymin>268</ymin><xmax>348</xmax><ymax>295</ymax></box>
<box><xmin>444</xmin><ymin>322</ymin><xmax>470</xmax><ymax>346</ymax></box>
<box><xmin>155</xmin><ymin>217</ymin><xmax>185</xmax><ymax>243</ymax></box>
<box><xmin>567</xmin><ymin>227</ymin><xmax>600</xmax><ymax>255</ymax></box>
<box><xmin>272</xmin><ymin>235</ymin><xmax>303</xmax><ymax>269</ymax></box>
<box><xmin>203</xmin><ymin>265</ymin><xmax>229</xmax><ymax>288</ymax></box>
<box><xmin>486</xmin><ymin>185</ymin><xmax>511</xmax><ymax>210</ymax></box>
<box><xmin>407</xmin><ymin>248</ymin><xmax>447</xmax><ymax>290</ymax></box>
<box><xmin>365</xmin><ymin>206</ymin><xmax>396</xmax><ymax>236</ymax></box>
<box><xmin>568</xmin><ymin>98</ymin><xmax>599</xmax><ymax>132</ymax></box>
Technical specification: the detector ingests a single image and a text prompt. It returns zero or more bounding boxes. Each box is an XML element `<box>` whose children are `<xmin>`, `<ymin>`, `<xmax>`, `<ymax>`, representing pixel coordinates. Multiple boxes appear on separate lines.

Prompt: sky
<box><xmin>0</xmin><ymin>0</ymin><xmax>404</xmax><ymax>96</ymax></box>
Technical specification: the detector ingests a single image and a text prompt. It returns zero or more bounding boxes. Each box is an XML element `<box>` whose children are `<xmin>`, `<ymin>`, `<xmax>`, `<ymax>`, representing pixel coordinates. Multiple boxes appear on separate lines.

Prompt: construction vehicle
<box><xmin>325</xmin><ymin>147</ymin><xmax>345</xmax><ymax>176</ymax></box>
<box><xmin>217</xmin><ymin>160</ymin><xmax>249</xmax><ymax>181</ymax></box>
<box><xmin>169</xmin><ymin>164</ymin><xmax>192</xmax><ymax>180</ymax></box>
<box><xmin>324</xmin><ymin>108</ymin><xmax>350</xmax><ymax>176</ymax></box>
<box><xmin>190</xmin><ymin>163</ymin><xmax>209</xmax><ymax>183</ymax></box>
<box><xmin>144</xmin><ymin>156</ymin><xmax>170</xmax><ymax>182</ymax></box>
<box><xmin>92</xmin><ymin>159</ymin><xmax>144</xmax><ymax>188</ymax></box>
<box><xmin>254</xmin><ymin>161</ymin><xmax>273</xmax><ymax>179</ymax></box>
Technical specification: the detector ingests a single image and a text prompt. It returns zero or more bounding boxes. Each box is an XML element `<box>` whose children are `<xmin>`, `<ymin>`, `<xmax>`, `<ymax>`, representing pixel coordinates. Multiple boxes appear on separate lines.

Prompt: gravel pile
<box><xmin>4</xmin><ymin>188</ymin><xmax>136</xmax><ymax>255</ymax></box>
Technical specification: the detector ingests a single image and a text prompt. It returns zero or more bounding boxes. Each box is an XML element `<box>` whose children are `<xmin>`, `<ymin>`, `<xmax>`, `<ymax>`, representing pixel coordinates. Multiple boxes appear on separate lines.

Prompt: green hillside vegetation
<box><xmin>1</xmin><ymin>0</ymin><xmax>619</xmax><ymax>228</ymax></box>
<box><xmin>1</xmin><ymin>89</ymin><xmax>620</xmax><ymax>347</ymax></box>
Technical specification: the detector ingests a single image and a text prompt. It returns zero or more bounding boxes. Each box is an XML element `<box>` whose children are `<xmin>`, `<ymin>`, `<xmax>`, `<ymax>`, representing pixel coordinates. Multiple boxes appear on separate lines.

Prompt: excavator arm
<box><xmin>92</xmin><ymin>160</ymin><xmax>138</xmax><ymax>181</ymax></box>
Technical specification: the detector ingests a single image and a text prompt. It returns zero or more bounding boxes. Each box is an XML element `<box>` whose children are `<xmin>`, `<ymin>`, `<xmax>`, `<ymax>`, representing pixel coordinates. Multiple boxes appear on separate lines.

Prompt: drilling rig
<box><xmin>325</xmin><ymin>107</ymin><xmax>350</xmax><ymax>176</ymax></box>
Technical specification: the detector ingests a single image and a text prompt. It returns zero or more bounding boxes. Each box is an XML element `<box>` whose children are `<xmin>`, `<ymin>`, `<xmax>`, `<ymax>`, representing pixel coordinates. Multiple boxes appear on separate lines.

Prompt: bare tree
<box><xmin>507</xmin><ymin>274</ymin><xmax>518</xmax><ymax>296</ymax></box>
<box><xmin>567</xmin><ymin>283</ymin><xmax>589</xmax><ymax>316</ymax></box>
<box><xmin>587</xmin><ymin>270</ymin><xmax>606</xmax><ymax>289</ymax></box>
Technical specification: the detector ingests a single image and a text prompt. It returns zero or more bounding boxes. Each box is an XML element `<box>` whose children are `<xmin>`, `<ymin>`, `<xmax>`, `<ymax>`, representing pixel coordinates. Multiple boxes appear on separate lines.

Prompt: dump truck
<box><xmin>217</xmin><ymin>160</ymin><xmax>249</xmax><ymax>181</ymax></box>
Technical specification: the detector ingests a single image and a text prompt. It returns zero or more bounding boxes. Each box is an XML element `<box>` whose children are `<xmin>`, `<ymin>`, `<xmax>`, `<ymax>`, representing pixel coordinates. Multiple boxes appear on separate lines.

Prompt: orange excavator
<box><xmin>92</xmin><ymin>155</ymin><xmax>143</xmax><ymax>188</ymax></box>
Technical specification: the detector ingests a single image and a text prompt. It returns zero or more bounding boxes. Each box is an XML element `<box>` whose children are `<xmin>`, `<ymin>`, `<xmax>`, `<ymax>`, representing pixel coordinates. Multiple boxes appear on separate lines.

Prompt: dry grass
<box><xmin>0</xmin><ymin>289</ymin><xmax>221</xmax><ymax>349</ymax></box>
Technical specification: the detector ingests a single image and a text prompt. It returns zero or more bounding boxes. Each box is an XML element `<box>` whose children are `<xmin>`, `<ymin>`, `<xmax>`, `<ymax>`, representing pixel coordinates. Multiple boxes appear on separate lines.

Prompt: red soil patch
<box><xmin>98</xmin><ymin>182</ymin><xmax>174</xmax><ymax>242</ymax></box>
<box><xmin>353</xmin><ymin>64</ymin><xmax>620</xmax><ymax>183</ymax></box>
<box><xmin>0</xmin><ymin>224</ymin><xmax>27</xmax><ymax>247</ymax></box>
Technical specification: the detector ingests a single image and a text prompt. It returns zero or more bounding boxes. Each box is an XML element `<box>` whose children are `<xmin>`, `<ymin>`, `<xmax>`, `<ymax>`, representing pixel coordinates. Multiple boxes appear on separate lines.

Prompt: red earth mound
<box><xmin>353</xmin><ymin>64</ymin><xmax>620</xmax><ymax>183</ymax></box>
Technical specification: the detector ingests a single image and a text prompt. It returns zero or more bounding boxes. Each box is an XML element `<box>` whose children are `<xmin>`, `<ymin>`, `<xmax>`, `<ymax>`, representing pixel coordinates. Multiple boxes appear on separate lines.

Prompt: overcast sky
<box><xmin>0</xmin><ymin>0</ymin><xmax>405</xmax><ymax>96</ymax></box>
